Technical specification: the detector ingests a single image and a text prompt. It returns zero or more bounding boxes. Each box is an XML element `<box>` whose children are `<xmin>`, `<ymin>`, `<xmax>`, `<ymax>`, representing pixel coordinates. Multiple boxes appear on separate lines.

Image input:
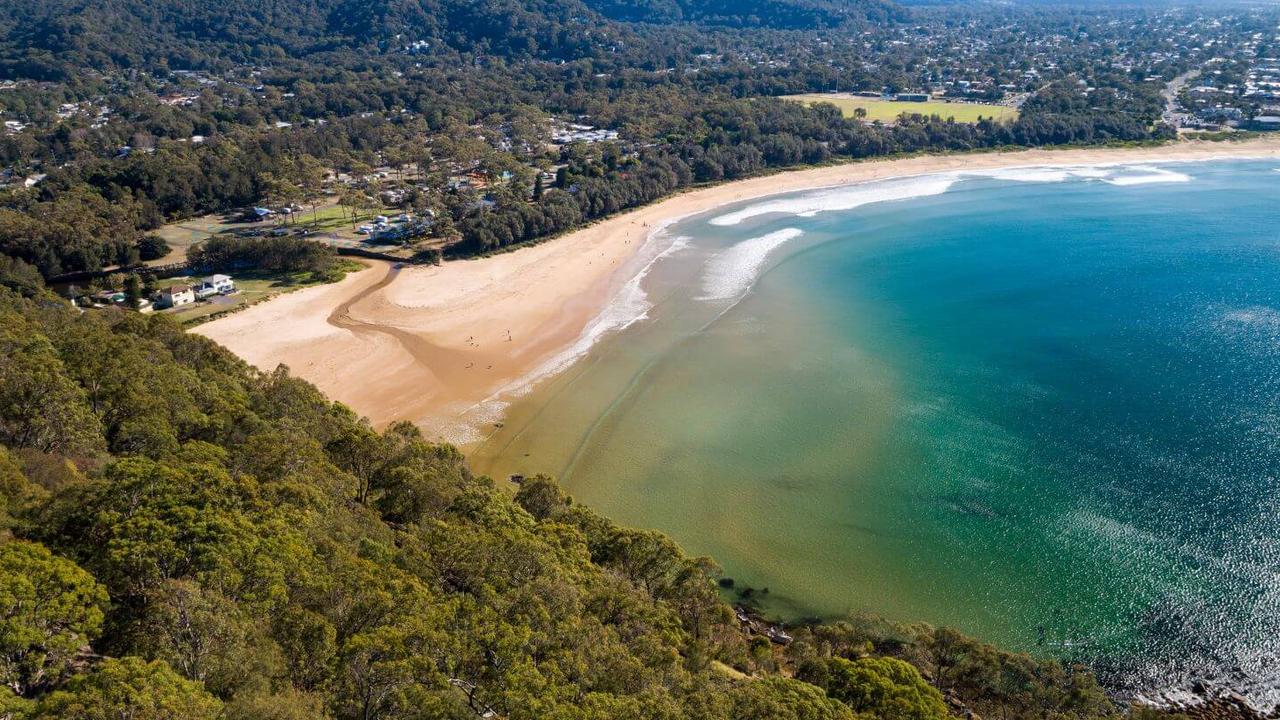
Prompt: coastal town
<box><xmin>1171</xmin><ymin>55</ymin><xmax>1280</xmax><ymax>132</ymax></box>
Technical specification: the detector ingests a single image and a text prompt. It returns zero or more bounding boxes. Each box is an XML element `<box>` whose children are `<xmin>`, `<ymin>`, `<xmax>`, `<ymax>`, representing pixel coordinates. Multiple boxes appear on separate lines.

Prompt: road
<box><xmin>1162</xmin><ymin>70</ymin><xmax>1200</xmax><ymax>127</ymax></box>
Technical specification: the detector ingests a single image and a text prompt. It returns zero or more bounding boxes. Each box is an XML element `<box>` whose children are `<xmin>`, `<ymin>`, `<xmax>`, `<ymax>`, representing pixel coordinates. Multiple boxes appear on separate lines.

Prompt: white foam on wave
<box><xmin>967</xmin><ymin>163</ymin><xmax>1191</xmax><ymax>186</ymax></box>
<box><xmin>698</xmin><ymin>228</ymin><xmax>805</xmax><ymax>302</ymax></box>
<box><xmin>708</xmin><ymin>161</ymin><xmax>1202</xmax><ymax>228</ymax></box>
<box><xmin>1103</xmin><ymin>166</ymin><xmax>1192</xmax><ymax>186</ymax></box>
<box><xmin>432</xmin><ymin>398</ymin><xmax>509</xmax><ymax>446</ymax></box>
<box><xmin>439</xmin><ymin>225</ymin><xmax>696</xmax><ymax>444</ymax></box>
<box><xmin>507</xmin><ymin>233</ymin><xmax>694</xmax><ymax>398</ymax></box>
<box><xmin>972</xmin><ymin>166</ymin><xmax>1087</xmax><ymax>183</ymax></box>
<box><xmin>708</xmin><ymin>175</ymin><xmax>957</xmax><ymax>226</ymax></box>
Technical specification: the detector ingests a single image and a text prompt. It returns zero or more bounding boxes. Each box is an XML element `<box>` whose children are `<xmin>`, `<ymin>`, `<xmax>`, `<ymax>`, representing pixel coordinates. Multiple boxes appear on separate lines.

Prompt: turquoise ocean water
<box><xmin>472</xmin><ymin>159</ymin><xmax>1280</xmax><ymax>705</ymax></box>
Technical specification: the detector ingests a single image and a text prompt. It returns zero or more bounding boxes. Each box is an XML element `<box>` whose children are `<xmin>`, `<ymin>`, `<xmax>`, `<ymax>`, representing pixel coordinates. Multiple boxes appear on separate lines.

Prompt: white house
<box><xmin>195</xmin><ymin>274</ymin><xmax>235</xmax><ymax>298</ymax></box>
<box><xmin>158</xmin><ymin>285</ymin><xmax>195</xmax><ymax>309</ymax></box>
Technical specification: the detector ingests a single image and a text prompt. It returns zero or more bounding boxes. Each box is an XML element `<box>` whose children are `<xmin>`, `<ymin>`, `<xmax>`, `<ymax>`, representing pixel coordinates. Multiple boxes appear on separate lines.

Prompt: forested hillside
<box><xmin>0</xmin><ymin>0</ymin><xmax>905</xmax><ymax>80</ymax></box>
<box><xmin>0</xmin><ymin>0</ymin><xmax>1185</xmax><ymax>286</ymax></box>
<box><xmin>581</xmin><ymin>0</ymin><xmax>906</xmax><ymax>28</ymax></box>
<box><xmin>0</xmin><ymin>290</ymin><xmax>1129</xmax><ymax>720</ymax></box>
<box><xmin>0</xmin><ymin>0</ymin><xmax>611</xmax><ymax>76</ymax></box>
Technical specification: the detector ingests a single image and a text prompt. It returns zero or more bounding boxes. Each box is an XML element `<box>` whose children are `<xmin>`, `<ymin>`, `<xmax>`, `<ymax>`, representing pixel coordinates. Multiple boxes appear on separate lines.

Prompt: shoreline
<box><xmin>194</xmin><ymin>137</ymin><xmax>1280</xmax><ymax>442</ymax></box>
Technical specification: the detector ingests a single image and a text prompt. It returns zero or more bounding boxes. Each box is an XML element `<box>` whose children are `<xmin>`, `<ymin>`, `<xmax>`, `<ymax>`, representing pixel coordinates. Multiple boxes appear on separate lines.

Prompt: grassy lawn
<box><xmin>782</xmin><ymin>94</ymin><xmax>1018</xmax><ymax>123</ymax></box>
<box><xmin>152</xmin><ymin>216</ymin><xmax>240</xmax><ymax>265</ymax></box>
<box><xmin>161</xmin><ymin>261</ymin><xmax>364</xmax><ymax>325</ymax></box>
<box><xmin>287</xmin><ymin>202</ymin><xmax>361</xmax><ymax>233</ymax></box>
<box><xmin>152</xmin><ymin>197</ymin><xmax>392</xmax><ymax>258</ymax></box>
<box><xmin>261</xmin><ymin>201</ymin><xmax>401</xmax><ymax>241</ymax></box>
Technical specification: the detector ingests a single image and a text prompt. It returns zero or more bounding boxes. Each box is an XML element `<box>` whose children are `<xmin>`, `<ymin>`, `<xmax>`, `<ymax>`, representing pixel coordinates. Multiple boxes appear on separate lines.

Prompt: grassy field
<box><xmin>153</xmin><ymin>215</ymin><xmax>239</xmax><ymax>265</ymax></box>
<box><xmin>288</xmin><ymin>201</ymin><xmax>378</xmax><ymax>234</ymax></box>
<box><xmin>783</xmin><ymin>94</ymin><xmax>1019</xmax><ymax>123</ymax></box>
<box><xmin>154</xmin><ymin>198</ymin><xmax>400</xmax><ymax>259</ymax></box>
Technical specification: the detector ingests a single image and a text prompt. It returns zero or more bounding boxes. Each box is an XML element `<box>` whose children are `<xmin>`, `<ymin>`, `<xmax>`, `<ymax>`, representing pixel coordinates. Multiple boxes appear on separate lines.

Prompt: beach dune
<box><xmin>195</xmin><ymin>139</ymin><xmax>1280</xmax><ymax>444</ymax></box>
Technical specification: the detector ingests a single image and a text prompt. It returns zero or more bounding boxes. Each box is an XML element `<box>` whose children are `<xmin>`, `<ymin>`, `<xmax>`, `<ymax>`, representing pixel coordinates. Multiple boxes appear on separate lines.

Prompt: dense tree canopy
<box><xmin>0</xmin><ymin>0</ymin><xmax>1184</xmax><ymax>280</ymax></box>
<box><xmin>807</xmin><ymin>657</ymin><xmax>948</xmax><ymax>720</ymax></box>
<box><xmin>0</xmin><ymin>288</ymin><xmax>1123</xmax><ymax>720</ymax></box>
<box><xmin>25</xmin><ymin>657</ymin><xmax>222</xmax><ymax>720</ymax></box>
<box><xmin>0</xmin><ymin>541</ymin><xmax>107</xmax><ymax>697</ymax></box>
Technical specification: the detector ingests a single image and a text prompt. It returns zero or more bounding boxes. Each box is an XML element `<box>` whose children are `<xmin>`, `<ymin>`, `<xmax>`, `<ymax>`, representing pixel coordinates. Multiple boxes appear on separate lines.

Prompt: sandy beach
<box><xmin>195</xmin><ymin>138</ymin><xmax>1280</xmax><ymax>442</ymax></box>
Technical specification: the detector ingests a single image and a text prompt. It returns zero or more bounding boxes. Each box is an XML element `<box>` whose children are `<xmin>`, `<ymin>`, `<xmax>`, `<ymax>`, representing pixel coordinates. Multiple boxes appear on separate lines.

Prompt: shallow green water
<box><xmin>472</xmin><ymin>160</ymin><xmax>1280</xmax><ymax>704</ymax></box>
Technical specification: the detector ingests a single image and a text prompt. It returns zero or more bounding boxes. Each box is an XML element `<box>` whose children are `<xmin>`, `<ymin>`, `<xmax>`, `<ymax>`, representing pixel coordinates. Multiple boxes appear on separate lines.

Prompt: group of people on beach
<box><xmin>461</xmin><ymin>330</ymin><xmax>514</xmax><ymax>370</ymax></box>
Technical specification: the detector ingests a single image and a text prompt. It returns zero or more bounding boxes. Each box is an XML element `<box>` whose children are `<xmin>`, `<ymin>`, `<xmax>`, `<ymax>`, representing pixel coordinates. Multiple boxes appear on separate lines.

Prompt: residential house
<box><xmin>1246</xmin><ymin>115</ymin><xmax>1280</xmax><ymax>131</ymax></box>
<box><xmin>194</xmin><ymin>274</ymin><xmax>235</xmax><ymax>298</ymax></box>
<box><xmin>158</xmin><ymin>285</ymin><xmax>195</xmax><ymax>309</ymax></box>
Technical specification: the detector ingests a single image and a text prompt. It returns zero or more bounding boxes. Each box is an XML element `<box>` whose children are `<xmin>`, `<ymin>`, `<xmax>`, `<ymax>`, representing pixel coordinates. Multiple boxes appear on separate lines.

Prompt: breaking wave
<box><xmin>1102</xmin><ymin>166</ymin><xmax>1193</xmax><ymax>186</ymax></box>
<box><xmin>698</xmin><ymin>228</ymin><xmax>805</xmax><ymax>302</ymax></box>
<box><xmin>970</xmin><ymin>166</ymin><xmax>1110</xmax><ymax>183</ymax></box>
<box><xmin>506</xmin><ymin>232</ymin><xmax>694</xmax><ymax>398</ymax></box>
<box><xmin>443</xmin><ymin>226</ymin><xmax>699</xmax><ymax>445</ymax></box>
<box><xmin>708</xmin><ymin>176</ymin><xmax>958</xmax><ymax>226</ymax></box>
<box><xmin>966</xmin><ymin>164</ymin><xmax>1192</xmax><ymax>186</ymax></box>
<box><xmin>709</xmin><ymin>162</ymin><xmax>1198</xmax><ymax>229</ymax></box>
